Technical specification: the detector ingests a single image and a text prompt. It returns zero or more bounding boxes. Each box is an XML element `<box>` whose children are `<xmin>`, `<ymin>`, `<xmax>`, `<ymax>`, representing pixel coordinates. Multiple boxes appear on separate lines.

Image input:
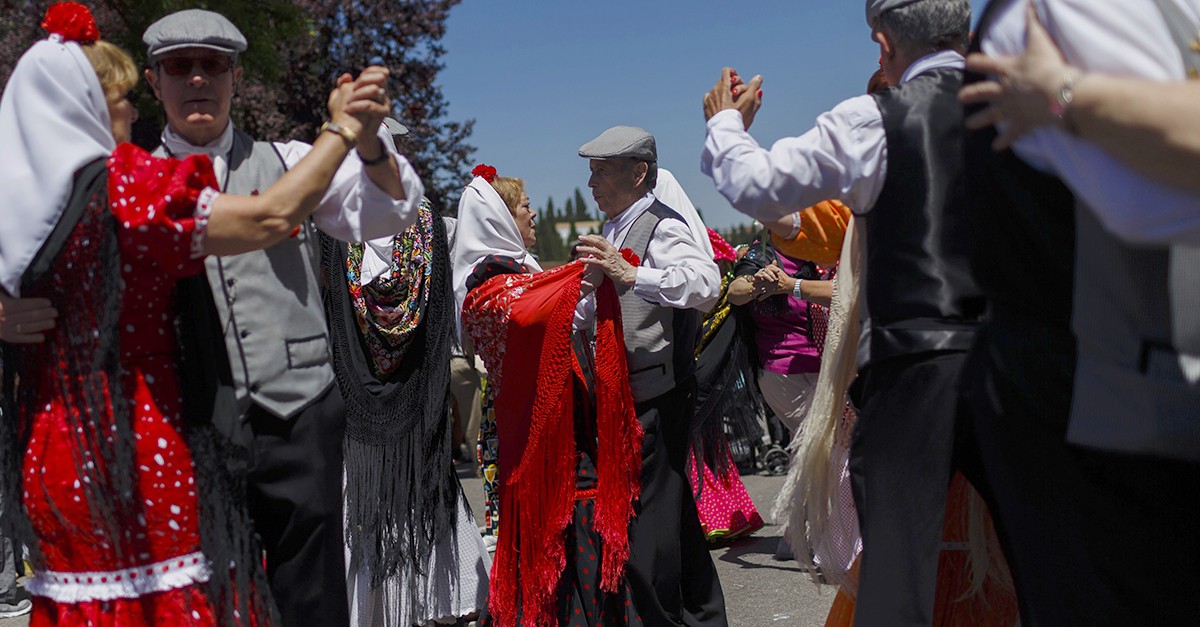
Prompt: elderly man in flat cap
<box><xmin>574</xmin><ymin>125</ymin><xmax>727</xmax><ymax>626</ymax></box>
<box><xmin>701</xmin><ymin>1</ymin><xmax>981</xmax><ymax>625</ymax></box>
<box><xmin>141</xmin><ymin>9</ymin><xmax>424</xmax><ymax>626</ymax></box>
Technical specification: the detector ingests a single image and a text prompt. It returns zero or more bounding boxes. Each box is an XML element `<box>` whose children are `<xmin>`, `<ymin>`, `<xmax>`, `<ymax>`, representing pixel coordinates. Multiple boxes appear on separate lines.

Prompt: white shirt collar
<box><xmin>602</xmin><ymin>192</ymin><xmax>657</xmax><ymax>246</ymax></box>
<box><xmin>900</xmin><ymin>49</ymin><xmax>966</xmax><ymax>84</ymax></box>
<box><xmin>161</xmin><ymin>122</ymin><xmax>235</xmax><ymax>185</ymax></box>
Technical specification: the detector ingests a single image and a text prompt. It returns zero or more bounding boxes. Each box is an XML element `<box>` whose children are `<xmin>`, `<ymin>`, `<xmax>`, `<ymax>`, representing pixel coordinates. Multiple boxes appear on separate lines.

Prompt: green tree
<box><xmin>572</xmin><ymin>188</ymin><xmax>591</xmax><ymax>221</ymax></box>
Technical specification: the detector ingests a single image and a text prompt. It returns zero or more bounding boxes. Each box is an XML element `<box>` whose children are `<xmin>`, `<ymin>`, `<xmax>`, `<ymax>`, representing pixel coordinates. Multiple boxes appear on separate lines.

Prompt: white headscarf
<box><xmin>451</xmin><ymin>176</ymin><xmax>543</xmax><ymax>327</ymax></box>
<box><xmin>0</xmin><ymin>38</ymin><xmax>115</xmax><ymax>296</ymax></box>
<box><xmin>653</xmin><ymin>168</ymin><xmax>714</xmax><ymax>258</ymax></box>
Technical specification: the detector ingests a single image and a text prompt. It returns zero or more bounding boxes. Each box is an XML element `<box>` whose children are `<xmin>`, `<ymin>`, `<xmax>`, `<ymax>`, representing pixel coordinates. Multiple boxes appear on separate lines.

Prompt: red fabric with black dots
<box><xmin>22</xmin><ymin>144</ymin><xmax>219</xmax><ymax>626</ymax></box>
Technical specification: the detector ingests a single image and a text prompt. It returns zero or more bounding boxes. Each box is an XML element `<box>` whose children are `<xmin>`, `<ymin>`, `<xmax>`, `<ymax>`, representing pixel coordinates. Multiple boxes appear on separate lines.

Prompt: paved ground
<box><xmin>1</xmin><ymin>468</ymin><xmax>836</xmax><ymax>626</ymax></box>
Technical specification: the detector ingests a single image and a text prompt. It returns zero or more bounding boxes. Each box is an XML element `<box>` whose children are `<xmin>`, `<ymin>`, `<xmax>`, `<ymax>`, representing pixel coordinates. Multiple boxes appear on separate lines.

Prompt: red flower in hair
<box><xmin>707</xmin><ymin>228</ymin><xmax>737</xmax><ymax>263</ymax></box>
<box><xmin>471</xmin><ymin>163</ymin><xmax>497</xmax><ymax>183</ymax></box>
<box><xmin>41</xmin><ymin>2</ymin><xmax>100</xmax><ymax>44</ymax></box>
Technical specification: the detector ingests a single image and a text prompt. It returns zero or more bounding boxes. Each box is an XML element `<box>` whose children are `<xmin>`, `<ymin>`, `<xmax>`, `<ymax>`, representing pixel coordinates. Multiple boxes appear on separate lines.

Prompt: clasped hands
<box><xmin>703</xmin><ymin>67</ymin><xmax>764</xmax><ymax>131</ymax></box>
<box><xmin>577</xmin><ymin>234</ymin><xmax>636</xmax><ymax>296</ymax></box>
<box><xmin>327</xmin><ymin>66</ymin><xmax>394</xmax><ymax>160</ymax></box>
<box><xmin>748</xmin><ymin>263</ymin><xmax>793</xmax><ymax>300</ymax></box>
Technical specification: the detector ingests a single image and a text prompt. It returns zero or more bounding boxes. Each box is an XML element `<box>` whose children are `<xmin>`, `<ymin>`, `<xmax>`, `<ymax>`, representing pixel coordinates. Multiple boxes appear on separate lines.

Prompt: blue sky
<box><xmin>440</xmin><ymin>1</ymin><xmax>988</xmax><ymax>229</ymax></box>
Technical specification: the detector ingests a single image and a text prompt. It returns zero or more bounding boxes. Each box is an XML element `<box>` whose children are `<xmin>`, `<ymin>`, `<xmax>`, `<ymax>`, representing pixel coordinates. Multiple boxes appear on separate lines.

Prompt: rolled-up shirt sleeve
<box><xmin>632</xmin><ymin>218</ymin><xmax>722</xmax><ymax>311</ymax></box>
<box><xmin>275</xmin><ymin>124</ymin><xmax>424</xmax><ymax>242</ymax></box>
<box><xmin>700</xmin><ymin>100</ymin><xmax>887</xmax><ymax>222</ymax></box>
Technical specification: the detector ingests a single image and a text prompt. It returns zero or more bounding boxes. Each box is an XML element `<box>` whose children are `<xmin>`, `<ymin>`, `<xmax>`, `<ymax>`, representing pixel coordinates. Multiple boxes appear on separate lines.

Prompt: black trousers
<box><xmin>847</xmin><ymin>351</ymin><xmax>975</xmax><ymax>627</ymax></box>
<box><xmin>626</xmin><ymin>382</ymin><xmax>728</xmax><ymax>627</ymax></box>
<box><xmin>241</xmin><ymin>385</ymin><xmax>349</xmax><ymax>627</ymax></box>
<box><xmin>962</xmin><ymin>323</ymin><xmax>1200</xmax><ymax>627</ymax></box>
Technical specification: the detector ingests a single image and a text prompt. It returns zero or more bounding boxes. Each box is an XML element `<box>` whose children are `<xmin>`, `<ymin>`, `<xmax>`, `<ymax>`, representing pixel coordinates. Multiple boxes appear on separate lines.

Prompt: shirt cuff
<box><xmin>632</xmin><ymin>266</ymin><xmax>665</xmax><ymax>301</ymax></box>
<box><xmin>707</xmin><ymin>109</ymin><xmax>745</xmax><ymax>132</ymax></box>
<box><xmin>192</xmin><ymin>187</ymin><xmax>219</xmax><ymax>259</ymax></box>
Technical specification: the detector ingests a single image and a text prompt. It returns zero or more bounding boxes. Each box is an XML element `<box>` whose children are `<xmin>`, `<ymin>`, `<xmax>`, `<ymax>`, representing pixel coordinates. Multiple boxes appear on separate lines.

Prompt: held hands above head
<box><xmin>333</xmin><ymin>66</ymin><xmax>394</xmax><ymax>165</ymax></box>
<box><xmin>703</xmin><ymin>67</ymin><xmax>763</xmax><ymax>131</ymax></box>
<box><xmin>201</xmin><ymin>66</ymin><xmax>396</xmax><ymax>256</ymax></box>
<box><xmin>577</xmin><ymin>234</ymin><xmax>637</xmax><ymax>288</ymax></box>
<box><xmin>958</xmin><ymin>4</ymin><xmax>1075</xmax><ymax>150</ymax></box>
<box><xmin>0</xmin><ymin>293</ymin><xmax>57</xmax><ymax>344</ymax></box>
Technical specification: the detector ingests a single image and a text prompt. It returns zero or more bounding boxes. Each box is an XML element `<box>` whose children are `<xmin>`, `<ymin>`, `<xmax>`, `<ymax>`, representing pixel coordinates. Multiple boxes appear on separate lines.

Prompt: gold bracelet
<box><xmin>319</xmin><ymin>121</ymin><xmax>357</xmax><ymax>146</ymax></box>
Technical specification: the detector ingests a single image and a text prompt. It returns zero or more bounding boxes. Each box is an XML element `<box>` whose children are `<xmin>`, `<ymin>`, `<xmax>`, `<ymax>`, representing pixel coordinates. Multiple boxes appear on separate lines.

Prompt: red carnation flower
<box><xmin>41</xmin><ymin>2</ymin><xmax>100</xmax><ymax>44</ymax></box>
<box><xmin>620</xmin><ymin>248</ymin><xmax>640</xmax><ymax>267</ymax></box>
<box><xmin>471</xmin><ymin>163</ymin><xmax>497</xmax><ymax>183</ymax></box>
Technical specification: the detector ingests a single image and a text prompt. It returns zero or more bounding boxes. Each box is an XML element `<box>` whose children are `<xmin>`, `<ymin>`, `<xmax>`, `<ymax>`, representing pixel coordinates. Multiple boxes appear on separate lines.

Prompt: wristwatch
<box><xmin>319</xmin><ymin>121</ymin><xmax>357</xmax><ymax>146</ymax></box>
<box><xmin>792</xmin><ymin>278</ymin><xmax>803</xmax><ymax>299</ymax></box>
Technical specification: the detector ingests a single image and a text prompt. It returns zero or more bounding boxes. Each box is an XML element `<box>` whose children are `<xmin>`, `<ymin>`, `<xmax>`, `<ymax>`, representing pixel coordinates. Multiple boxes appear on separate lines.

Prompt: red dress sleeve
<box><xmin>106</xmin><ymin>143</ymin><xmax>219</xmax><ymax>278</ymax></box>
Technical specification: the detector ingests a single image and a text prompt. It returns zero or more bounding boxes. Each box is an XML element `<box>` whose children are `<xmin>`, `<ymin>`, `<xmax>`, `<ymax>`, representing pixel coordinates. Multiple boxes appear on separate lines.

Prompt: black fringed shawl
<box><xmin>322</xmin><ymin>205</ymin><xmax>457</xmax><ymax>588</ymax></box>
<box><xmin>690</xmin><ymin>272</ymin><xmax>766</xmax><ymax>480</ymax></box>
<box><xmin>0</xmin><ymin>159</ymin><xmax>275</xmax><ymax>626</ymax></box>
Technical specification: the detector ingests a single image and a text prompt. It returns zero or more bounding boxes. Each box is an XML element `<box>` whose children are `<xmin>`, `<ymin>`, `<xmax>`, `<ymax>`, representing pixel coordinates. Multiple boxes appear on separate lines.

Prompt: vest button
<box><xmin>250</xmin><ymin>382</ymin><xmax>261</xmax><ymax>393</ymax></box>
<box><xmin>226</xmin><ymin>278</ymin><xmax>237</xmax><ymax>287</ymax></box>
<box><xmin>240</xmin><ymin>329</ymin><xmax>250</xmax><ymax>339</ymax></box>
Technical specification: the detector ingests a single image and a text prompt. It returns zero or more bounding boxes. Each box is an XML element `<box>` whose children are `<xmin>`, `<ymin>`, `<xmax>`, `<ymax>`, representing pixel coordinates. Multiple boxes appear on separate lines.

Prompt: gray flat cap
<box><xmin>383</xmin><ymin>117</ymin><xmax>409</xmax><ymax>137</ymax></box>
<box><xmin>866</xmin><ymin>0</ymin><xmax>926</xmax><ymax>25</ymax></box>
<box><xmin>578</xmin><ymin>126</ymin><xmax>656</xmax><ymax>162</ymax></box>
<box><xmin>144</xmin><ymin>9</ymin><xmax>247</xmax><ymax>59</ymax></box>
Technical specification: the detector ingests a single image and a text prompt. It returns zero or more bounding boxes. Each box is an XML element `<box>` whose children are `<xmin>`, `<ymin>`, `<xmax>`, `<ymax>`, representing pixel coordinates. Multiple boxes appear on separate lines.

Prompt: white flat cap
<box><xmin>383</xmin><ymin>117</ymin><xmax>409</xmax><ymax>137</ymax></box>
<box><xmin>866</xmin><ymin>0</ymin><xmax>927</xmax><ymax>25</ymax></box>
<box><xmin>578</xmin><ymin>126</ymin><xmax>656</xmax><ymax>162</ymax></box>
<box><xmin>144</xmin><ymin>9</ymin><xmax>247</xmax><ymax>59</ymax></box>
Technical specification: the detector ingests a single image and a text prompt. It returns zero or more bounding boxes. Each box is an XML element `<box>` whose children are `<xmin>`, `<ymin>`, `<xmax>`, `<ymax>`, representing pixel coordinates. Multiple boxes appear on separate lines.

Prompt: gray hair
<box><xmin>874</xmin><ymin>0</ymin><xmax>970</xmax><ymax>56</ymax></box>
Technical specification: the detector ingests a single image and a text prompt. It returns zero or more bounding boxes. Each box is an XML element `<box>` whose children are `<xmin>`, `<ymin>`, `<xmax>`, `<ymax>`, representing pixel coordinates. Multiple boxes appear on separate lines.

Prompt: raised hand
<box><xmin>703</xmin><ymin>67</ymin><xmax>763</xmax><ymax>130</ymax></box>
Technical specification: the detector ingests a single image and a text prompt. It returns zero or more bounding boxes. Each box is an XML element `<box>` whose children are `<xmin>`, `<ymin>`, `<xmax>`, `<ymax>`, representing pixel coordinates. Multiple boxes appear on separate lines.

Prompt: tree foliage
<box><xmin>0</xmin><ymin>0</ymin><xmax>474</xmax><ymax>212</ymax></box>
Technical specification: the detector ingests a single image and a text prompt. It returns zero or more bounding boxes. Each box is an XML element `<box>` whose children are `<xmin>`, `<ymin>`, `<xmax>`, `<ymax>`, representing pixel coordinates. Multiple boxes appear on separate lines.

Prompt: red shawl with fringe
<box><xmin>462</xmin><ymin>260</ymin><xmax>642</xmax><ymax>627</ymax></box>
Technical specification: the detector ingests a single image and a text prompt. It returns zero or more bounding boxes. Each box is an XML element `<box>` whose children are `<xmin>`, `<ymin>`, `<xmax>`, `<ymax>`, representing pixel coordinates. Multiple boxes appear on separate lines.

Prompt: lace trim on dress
<box><xmin>26</xmin><ymin>551</ymin><xmax>212</xmax><ymax>603</ymax></box>
<box><xmin>192</xmin><ymin>187</ymin><xmax>219</xmax><ymax>259</ymax></box>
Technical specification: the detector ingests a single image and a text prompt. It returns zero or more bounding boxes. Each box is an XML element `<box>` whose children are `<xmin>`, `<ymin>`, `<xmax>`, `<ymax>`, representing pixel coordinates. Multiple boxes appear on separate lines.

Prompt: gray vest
<box><xmin>158</xmin><ymin>130</ymin><xmax>334</xmax><ymax>419</ymax></box>
<box><xmin>616</xmin><ymin>202</ymin><xmax>700</xmax><ymax>403</ymax></box>
<box><xmin>1069</xmin><ymin>0</ymin><xmax>1200</xmax><ymax>461</ymax></box>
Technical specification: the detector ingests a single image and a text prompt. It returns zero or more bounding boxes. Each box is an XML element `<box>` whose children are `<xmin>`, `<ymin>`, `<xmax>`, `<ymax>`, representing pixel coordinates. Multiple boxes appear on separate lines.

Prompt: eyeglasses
<box><xmin>157</xmin><ymin>55</ymin><xmax>234</xmax><ymax>77</ymax></box>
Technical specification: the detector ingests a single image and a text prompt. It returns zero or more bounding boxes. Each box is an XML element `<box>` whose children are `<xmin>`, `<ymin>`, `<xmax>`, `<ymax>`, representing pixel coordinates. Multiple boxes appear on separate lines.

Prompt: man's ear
<box><xmin>144</xmin><ymin>67</ymin><xmax>161</xmax><ymax>100</ymax></box>
<box><xmin>632</xmin><ymin>160</ymin><xmax>648</xmax><ymax>188</ymax></box>
<box><xmin>873</xmin><ymin>30</ymin><xmax>895</xmax><ymax>61</ymax></box>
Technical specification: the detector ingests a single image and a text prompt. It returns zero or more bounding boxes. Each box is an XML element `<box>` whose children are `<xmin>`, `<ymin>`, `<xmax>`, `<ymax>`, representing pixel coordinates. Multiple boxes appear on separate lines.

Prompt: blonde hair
<box><xmin>80</xmin><ymin>40</ymin><xmax>138</xmax><ymax>96</ymax></box>
<box><xmin>490</xmin><ymin>177</ymin><xmax>525</xmax><ymax>213</ymax></box>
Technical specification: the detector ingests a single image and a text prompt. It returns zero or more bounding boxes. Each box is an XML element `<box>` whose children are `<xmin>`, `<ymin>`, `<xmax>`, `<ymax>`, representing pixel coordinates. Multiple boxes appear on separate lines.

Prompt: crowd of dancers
<box><xmin>0</xmin><ymin>0</ymin><xmax>1198</xmax><ymax>626</ymax></box>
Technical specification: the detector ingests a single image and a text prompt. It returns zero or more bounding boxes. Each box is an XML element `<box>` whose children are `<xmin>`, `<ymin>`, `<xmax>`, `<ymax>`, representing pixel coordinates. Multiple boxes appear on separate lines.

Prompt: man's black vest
<box><xmin>857</xmin><ymin>68</ymin><xmax>985</xmax><ymax>368</ymax></box>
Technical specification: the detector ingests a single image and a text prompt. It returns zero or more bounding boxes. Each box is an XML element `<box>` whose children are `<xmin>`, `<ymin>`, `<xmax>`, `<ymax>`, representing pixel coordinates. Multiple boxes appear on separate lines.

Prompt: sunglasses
<box><xmin>157</xmin><ymin>55</ymin><xmax>234</xmax><ymax>77</ymax></box>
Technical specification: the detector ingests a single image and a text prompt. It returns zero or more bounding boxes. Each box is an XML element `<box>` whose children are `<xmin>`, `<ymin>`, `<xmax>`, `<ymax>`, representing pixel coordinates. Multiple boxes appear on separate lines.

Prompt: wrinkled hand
<box><xmin>703</xmin><ymin>67</ymin><xmax>763</xmax><ymax>130</ymax></box>
<box><xmin>959</xmin><ymin>3</ymin><xmax>1076</xmax><ymax>150</ymax></box>
<box><xmin>0</xmin><ymin>294</ymin><xmax>57</xmax><ymax>343</ymax></box>
<box><xmin>577</xmin><ymin>234</ymin><xmax>637</xmax><ymax>287</ymax></box>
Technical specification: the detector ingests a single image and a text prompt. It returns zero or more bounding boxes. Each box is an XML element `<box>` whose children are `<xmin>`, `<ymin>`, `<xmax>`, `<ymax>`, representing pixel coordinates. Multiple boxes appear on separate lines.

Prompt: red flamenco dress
<box><xmin>18</xmin><ymin>145</ymin><xmax>224</xmax><ymax>625</ymax></box>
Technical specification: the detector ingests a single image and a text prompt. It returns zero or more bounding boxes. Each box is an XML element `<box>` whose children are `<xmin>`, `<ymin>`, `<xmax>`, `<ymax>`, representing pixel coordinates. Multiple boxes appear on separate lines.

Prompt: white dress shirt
<box><xmin>575</xmin><ymin>192</ymin><xmax>722</xmax><ymax>329</ymax></box>
<box><xmin>701</xmin><ymin>50</ymin><xmax>966</xmax><ymax>221</ymax></box>
<box><xmin>161</xmin><ymin>122</ymin><xmax>424</xmax><ymax>244</ymax></box>
<box><xmin>982</xmin><ymin>0</ymin><xmax>1200</xmax><ymax>244</ymax></box>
